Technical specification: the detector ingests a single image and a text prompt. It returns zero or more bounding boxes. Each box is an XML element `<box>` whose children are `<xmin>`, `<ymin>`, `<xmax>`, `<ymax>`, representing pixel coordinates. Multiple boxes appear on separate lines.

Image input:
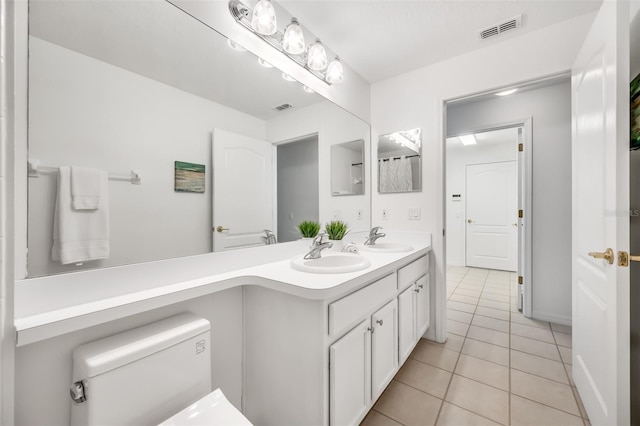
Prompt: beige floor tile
<box><xmin>478</xmin><ymin>299</ymin><xmax>511</xmax><ymax>311</ymax></box>
<box><xmin>511</xmin><ymin>395</ymin><xmax>583</xmax><ymax>426</ymax></box>
<box><xmin>454</xmin><ymin>354</ymin><xmax>509</xmax><ymax>391</ymax></box>
<box><xmin>467</xmin><ymin>325</ymin><xmax>510</xmax><ymax>348</ymax></box>
<box><xmin>458</xmin><ymin>280</ymin><xmax>485</xmax><ymax>288</ymax></box>
<box><xmin>551</xmin><ymin>323</ymin><xmax>572</xmax><ymax>334</ymax></box>
<box><xmin>480</xmin><ymin>292</ymin><xmax>511</xmax><ymax>303</ymax></box>
<box><xmin>453</xmin><ymin>288</ymin><xmax>482</xmax><ymax>298</ymax></box>
<box><xmin>447</xmin><ymin>300</ymin><xmax>476</xmax><ymax>314</ymax></box>
<box><xmin>440</xmin><ymin>334</ymin><xmax>465</xmax><ymax>352</ymax></box>
<box><xmin>448</xmin><ymin>319</ymin><xmax>470</xmax><ymax>336</ymax></box>
<box><xmin>445</xmin><ymin>374</ymin><xmax>509</xmax><ymax>425</ymax></box>
<box><xmin>449</xmin><ymin>294</ymin><xmax>479</xmax><ymax>305</ymax></box>
<box><xmin>559</xmin><ymin>345</ymin><xmax>572</xmax><ymax>365</ymax></box>
<box><xmin>510</xmin><ymin>313</ymin><xmax>550</xmax><ymax>329</ymax></box>
<box><xmin>466</xmin><ymin>268</ymin><xmax>489</xmax><ymax>277</ymax></box>
<box><xmin>447</xmin><ymin>272</ymin><xmax>466</xmax><ymax>282</ymax></box>
<box><xmin>565</xmin><ymin>363</ymin><xmax>575</xmax><ymax>387</ymax></box>
<box><xmin>511</xmin><ymin>322</ymin><xmax>555</xmax><ymax>343</ymax></box>
<box><xmin>373</xmin><ymin>381</ymin><xmax>442</xmax><ymax>426</ymax></box>
<box><xmin>510</xmin><ymin>335</ymin><xmax>562</xmax><ymax>361</ymax></box>
<box><xmin>436</xmin><ymin>402</ymin><xmax>501</xmax><ymax>426</ymax></box>
<box><xmin>447</xmin><ymin>266</ymin><xmax>469</xmax><ymax>274</ymax></box>
<box><xmin>461</xmin><ymin>338</ymin><xmax>510</xmax><ymax>367</ymax></box>
<box><xmin>511</xmin><ymin>369</ymin><xmax>580</xmax><ymax>416</ymax></box>
<box><xmin>482</xmin><ymin>286</ymin><xmax>511</xmax><ymax>296</ymax></box>
<box><xmin>394</xmin><ymin>358</ymin><xmax>452</xmax><ymax>399</ymax></box>
<box><xmin>447</xmin><ymin>309</ymin><xmax>473</xmax><ymax>324</ymax></box>
<box><xmin>511</xmin><ymin>350</ymin><xmax>569</xmax><ymax>384</ymax></box>
<box><xmin>484</xmin><ymin>280</ymin><xmax>510</xmax><ymax>287</ymax></box>
<box><xmin>471</xmin><ymin>315</ymin><xmax>510</xmax><ymax>333</ymax></box>
<box><xmin>553</xmin><ymin>330</ymin><xmax>572</xmax><ymax>348</ymax></box>
<box><xmin>475</xmin><ymin>306</ymin><xmax>511</xmax><ymax>321</ymax></box>
<box><xmin>411</xmin><ymin>340</ymin><xmax>460</xmax><ymax>371</ymax></box>
<box><xmin>360</xmin><ymin>410</ymin><xmax>403</xmax><ymax>426</ymax></box>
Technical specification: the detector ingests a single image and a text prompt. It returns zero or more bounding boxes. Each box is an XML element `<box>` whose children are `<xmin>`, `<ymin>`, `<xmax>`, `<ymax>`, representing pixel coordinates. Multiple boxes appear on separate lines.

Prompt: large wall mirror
<box><xmin>377</xmin><ymin>128</ymin><xmax>422</xmax><ymax>193</ymax></box>
<box><xmin>26</xmin><ymin>0</ymin><xmax>371</xmax><ymax>278</ymax></box>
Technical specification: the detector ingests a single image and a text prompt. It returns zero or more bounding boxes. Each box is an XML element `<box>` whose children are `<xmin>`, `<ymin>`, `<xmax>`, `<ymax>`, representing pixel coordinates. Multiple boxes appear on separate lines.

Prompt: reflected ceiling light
<box><xmin>282</xmin><ymin>18</ymin><xmax>305</xmax><ymax>54</ymax></box>
<box><xmin>307</xmin><ymin>39</ymin><xmax>328</xmax><ymax>71</ymax></box>
<box><xmin>258</xmin><ymin>58</ymin><xmax>273</xmax><ymax>68</ymax></box>
<box><xmin>459</xmin><ymin>135</ymin><xmax>477</xmax><ymax>146</ymax></box>
<box><xmin>495</xmin><ymin>88</ymin><xmax>518</xmax><ymax>96</ymax></box>
<box><xmin>251</xmin><ymin>0</ymin><xmax>277</xmax><ymax>35</ymax></box>
<box><xmin>227</xmin><ymin>39</ymin><xmax>247</xmax><ymax>51</ymax></box>
<box><xmin>325</xmin><ymin>57</ymin><xmax>344</xmax><ymax>84</ymax></box>
<box><xmin>303</xmin><ymin>86</ymin><xmax>315</xmax><ymax>93</ymax></box>
<box><xmin>229</xmin><ymin>0</ymin><xmax>344</xmax><ymax>85</ymax></box>
<box><xmin>282</xmin><ymin>73</ymin><xmax>296</xmax><ymax>82</ymax></box>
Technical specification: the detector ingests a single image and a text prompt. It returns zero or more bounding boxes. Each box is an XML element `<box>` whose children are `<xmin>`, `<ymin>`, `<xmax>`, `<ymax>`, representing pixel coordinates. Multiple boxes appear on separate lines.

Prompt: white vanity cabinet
<box><xmin>397</xmin><ymin>256</ymin><xmax>430</xmax><ymax>364</ymax></box>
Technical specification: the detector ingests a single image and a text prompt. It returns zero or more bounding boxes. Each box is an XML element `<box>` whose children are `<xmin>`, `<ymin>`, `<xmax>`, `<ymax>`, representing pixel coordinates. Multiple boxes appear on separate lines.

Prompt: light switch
<box><xmin>408</xmin><ymin>208</ymin><xmax>421</xmax><ymax>220</ymax></box>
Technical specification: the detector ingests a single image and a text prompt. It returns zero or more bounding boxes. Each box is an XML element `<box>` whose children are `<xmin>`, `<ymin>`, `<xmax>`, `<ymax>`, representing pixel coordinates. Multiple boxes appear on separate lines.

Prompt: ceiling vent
<box><xmin>273</xmin><ymin>103</ymin><xmax>293</xmax><ymax>111</ymax></box>
<box><xmin>479</xmin><ymin>15</ymin><xmax>522</xmax><ymax>40</ymax></box>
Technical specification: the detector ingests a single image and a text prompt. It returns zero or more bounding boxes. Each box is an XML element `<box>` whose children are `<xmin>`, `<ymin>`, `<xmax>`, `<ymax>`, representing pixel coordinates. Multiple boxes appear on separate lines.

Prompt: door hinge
<box><xmin>518</xmin><ymin>143</ymin><xmax>523</xmax><ymax>152</ymax></box>
<box><xmin>518</xmin><ymin>276</ymin><xmax>523</xmax><ymax>284</ymax></box>
<box><xmin>518</xmin><ymin>210</ymin><xmax>523</xmax><ymax>218</ymax></box>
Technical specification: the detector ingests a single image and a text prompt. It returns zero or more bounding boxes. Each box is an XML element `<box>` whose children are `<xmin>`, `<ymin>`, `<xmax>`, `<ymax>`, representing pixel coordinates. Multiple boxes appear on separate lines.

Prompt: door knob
<box><xmin>588</xmin><ymin>248</ymin><xmax>614</xmax><ymax>264</ymax></box>
<box><xmin>216</xmin><ymin>226</ymin><xmax>229</xmax><ymax>233</ymax></box>
<box><xmin>467</xmin><ymin>219</ymin><xmax>473</xmax><ymax>224</ymax></box>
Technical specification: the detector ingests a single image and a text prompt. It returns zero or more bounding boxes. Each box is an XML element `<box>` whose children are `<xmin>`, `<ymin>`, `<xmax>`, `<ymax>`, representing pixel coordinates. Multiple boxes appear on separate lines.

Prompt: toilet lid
<box><xmin>158</xmin><ymin>388</ymin><xmax>252</xmax><ymax>426</ymax></box>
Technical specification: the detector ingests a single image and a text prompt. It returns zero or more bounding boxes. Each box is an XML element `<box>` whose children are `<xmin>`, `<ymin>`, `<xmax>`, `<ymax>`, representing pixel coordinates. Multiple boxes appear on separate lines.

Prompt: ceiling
<box><xmin>279</xmin><ymin>0</ymin><xmax>602</xmax><ymax>83</ymax></box>
<box><xmin>446</xmin><ymin>126</ymin><xmax>519</xmax><ymax>148</ymax></box>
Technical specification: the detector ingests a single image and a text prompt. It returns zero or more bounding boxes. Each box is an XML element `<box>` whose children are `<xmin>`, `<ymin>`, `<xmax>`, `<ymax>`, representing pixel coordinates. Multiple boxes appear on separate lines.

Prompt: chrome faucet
<box><xmin>364</xmin><ymin>226</ymin><xmax>386</xmax><ymax>246</ymax></box>
<box><xmin>304</xmin><ymin>233</ymin><xmax>333</xmax><ymax>259</ymax></box>
<box><xmin>263</xmin><ymin>229</ymin><xmax>277</xmax><ymax>245</ymax></box>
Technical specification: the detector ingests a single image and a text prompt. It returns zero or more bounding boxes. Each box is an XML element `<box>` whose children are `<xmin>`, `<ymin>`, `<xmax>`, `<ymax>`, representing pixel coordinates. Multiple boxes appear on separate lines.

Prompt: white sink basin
<box><xmin>290</xmin><ymin>253</ymin><xmax>371</xmax><ymax>274</ymax></box>
<box><xmin>360</xmin><ymin>242</ymin><xmax>414</xmax><ymax>253</ymax></box>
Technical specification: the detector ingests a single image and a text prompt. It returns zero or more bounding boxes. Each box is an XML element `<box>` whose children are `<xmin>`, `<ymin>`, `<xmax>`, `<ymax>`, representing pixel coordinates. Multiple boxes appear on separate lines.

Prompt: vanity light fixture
<box><xmin>459</xmin><ymin>134</ymin><xmax>478</xmax><ymax>146</ymax></box>
<box><xmin>495</xmin><ymin>88</ymin><xmax>518</xmax><ymax>96</ymax></box>
<box><xmin>303</xmin><ymin>86</ymin><xmax>315</xmax><ymax>93</ymax></box>
<box><xmin>258</xmin><ymin>57</ymin><xmax>274</xmax><ymax>68</ymax></box>
<box><xmin>282</xmin><ymin>73</ymin><xmax>296</xmax><ymax>82</ymax></box>
<box><xmin>227</xmin><ymin>39</ymin><xmax>247</xmax><ymax>52</ymax></box>
<box><xmin>229</xmin><ymin>0</ymin><xmax>344</xmax><ymax>85</ymax></box>
<box><xmin>251</xmin><ymin>0</ymin><xmax>277</xmax><ymax>35</ymax></box>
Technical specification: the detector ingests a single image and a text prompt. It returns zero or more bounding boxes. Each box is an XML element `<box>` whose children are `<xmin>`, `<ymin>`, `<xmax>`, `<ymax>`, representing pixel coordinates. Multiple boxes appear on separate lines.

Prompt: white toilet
<box><xmin>69</xmin><ymin>312</ymin><xmax>252</xmax><ymax>425</ymax></box>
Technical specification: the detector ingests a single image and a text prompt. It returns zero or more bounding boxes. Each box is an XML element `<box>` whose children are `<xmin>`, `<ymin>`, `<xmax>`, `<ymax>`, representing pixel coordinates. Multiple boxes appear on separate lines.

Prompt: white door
<box><xmin>571</xmin><ymin>1</ymin><xmax>630</xmax><ymax>424</ymax></box>
<box><xmin>329</xmin><ymin>320</ymin><xmax>371</xmax><ymax>426</ymax></box>
<box><xmin>212</xmin><ymin>129</ymin><xmax>273</xmax><ymax>251</ymax></box>
<box><xmin>466</xmin><ymin>161</ymin><xmax>517</xmax><ymax>271</ymax></box>
<box><xmin>397</xmin><ymin>285</ymin><xmax>415</xmax><ymax>364</ymax></box>
<box><xmin>371</xmin><ymin>300</ymin><xmax>398</xmax><ymax>401</ymax></box>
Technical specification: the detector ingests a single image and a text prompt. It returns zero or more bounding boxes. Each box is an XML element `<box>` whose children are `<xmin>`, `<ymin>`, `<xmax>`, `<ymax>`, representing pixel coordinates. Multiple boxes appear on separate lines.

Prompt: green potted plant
<box><xmin>297</xmin><ymin>220</ymin><xmax>321</xmax><ymax>239</ymax></box>
<box><xmin>324</xmin><ymin>220</ymin><xmax>349</xmax><ymax>251</ymax></box>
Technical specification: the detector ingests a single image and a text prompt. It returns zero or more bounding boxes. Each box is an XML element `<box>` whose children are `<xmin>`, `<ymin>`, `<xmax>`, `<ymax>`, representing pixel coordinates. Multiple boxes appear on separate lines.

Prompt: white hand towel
<box><xmin>71</xmin><ymin>166</ymin><xmax>106</xmax><ymax>210</ymax></box>
<box><xmin>52</xmin><ymin>166</ymin><xmax>110</xmax><ymax>264</ymax></box>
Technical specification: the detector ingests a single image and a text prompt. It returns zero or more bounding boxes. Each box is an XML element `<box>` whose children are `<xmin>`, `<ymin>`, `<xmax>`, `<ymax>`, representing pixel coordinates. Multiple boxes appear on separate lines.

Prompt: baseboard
<box><xmin>530</xmin><ymin>310</ymin><xmax>571</xmax><ymax>326</ymax></box>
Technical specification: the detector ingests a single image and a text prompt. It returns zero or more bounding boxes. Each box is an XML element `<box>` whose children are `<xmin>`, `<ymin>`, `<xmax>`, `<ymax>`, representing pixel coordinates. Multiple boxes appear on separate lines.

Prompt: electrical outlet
<box><xmin>382</xmin><ymin>208</ymin><xmax>388</xmax><ymax>220</ymax></box>
<box><xmin>356</xmin><ymin>210</ymin><xmax>363</xmax><ymax>220</ymax></box>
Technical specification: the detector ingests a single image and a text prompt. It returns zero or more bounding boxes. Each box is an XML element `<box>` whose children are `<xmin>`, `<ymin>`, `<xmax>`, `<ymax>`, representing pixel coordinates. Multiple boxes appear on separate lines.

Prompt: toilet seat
<box><xmin>158</xmin><ymin>388</ymin><xmax>252</xmax><ymax>426</ymax></box>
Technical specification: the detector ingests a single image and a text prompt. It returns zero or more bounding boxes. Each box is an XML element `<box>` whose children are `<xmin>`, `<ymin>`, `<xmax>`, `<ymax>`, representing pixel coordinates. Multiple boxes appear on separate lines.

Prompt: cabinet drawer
<box><xmin>398</xmin><ymin>255</ymin><xmax>429</xmax><ymax>290</ymax></box>
<box><xmin>329</xmin><ymin>274</ymin><xmax>397</xmax><ymax>336</ymax></box>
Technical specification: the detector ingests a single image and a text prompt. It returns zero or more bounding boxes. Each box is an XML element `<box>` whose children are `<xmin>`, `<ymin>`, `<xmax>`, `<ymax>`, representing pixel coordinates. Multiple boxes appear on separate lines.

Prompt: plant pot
<box><xmin>328</xmin><ymin>239</ymin><xmax>344</xmax><ymax>252</ymax></box>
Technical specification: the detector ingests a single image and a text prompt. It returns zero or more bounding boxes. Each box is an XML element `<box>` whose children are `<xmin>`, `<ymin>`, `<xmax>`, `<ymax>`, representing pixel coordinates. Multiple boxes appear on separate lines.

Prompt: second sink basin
<box><xmin>360</xmin><ymin>242</ymin><xmax>414</xmax><ymax>253</ymax></box>
<box><xmin>290</xmin><ymin>253</ymin><xmax>371</xmax><ymax>274</ymax></box>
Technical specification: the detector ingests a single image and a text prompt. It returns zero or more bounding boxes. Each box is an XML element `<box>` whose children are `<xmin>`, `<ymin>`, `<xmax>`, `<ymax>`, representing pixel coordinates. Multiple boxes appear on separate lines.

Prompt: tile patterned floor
<box><xmin>361</xmin><ymin>266</ymin><xmax>589</xmax><ymax>426</ymax></box>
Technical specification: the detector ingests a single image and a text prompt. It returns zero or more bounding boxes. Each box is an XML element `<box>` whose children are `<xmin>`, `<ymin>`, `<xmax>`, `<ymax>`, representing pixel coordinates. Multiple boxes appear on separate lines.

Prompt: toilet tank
<box><xmin>70</xmin><ymin>313</ymin><xmax>211</xmax><ymax>426</ymax></box>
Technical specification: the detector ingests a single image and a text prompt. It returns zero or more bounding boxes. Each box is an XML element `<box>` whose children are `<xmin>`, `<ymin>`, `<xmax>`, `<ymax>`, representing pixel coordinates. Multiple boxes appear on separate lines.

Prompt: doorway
<box><xmin>275</xmin><ymin>134</ymin><xmax>319</xmax><ymax>243</ymax></box>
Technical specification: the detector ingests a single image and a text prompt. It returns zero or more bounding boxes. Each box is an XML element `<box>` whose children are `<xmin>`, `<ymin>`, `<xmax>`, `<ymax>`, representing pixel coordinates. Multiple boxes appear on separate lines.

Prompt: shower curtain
<box><xmin>379</xmin><ymin>157</ymin><xmax>413</xmax><ymax>192</ymax></box>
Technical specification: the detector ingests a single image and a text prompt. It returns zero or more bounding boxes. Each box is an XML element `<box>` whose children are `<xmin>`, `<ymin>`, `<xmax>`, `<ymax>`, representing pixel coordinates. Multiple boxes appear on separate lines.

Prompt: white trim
<box><xmin>531</xmin><ymin>310</ymin><xmax>571</xmax><ymax>327</ymax></box>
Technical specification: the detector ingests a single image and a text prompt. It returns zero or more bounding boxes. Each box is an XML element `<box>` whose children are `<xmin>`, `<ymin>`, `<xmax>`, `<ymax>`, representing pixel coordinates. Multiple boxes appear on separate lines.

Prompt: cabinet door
<box><xmin>416</xmin><ymin>274</ymin><xmax>430</xmax><ymax>338</ymax></box>
<box><xmin>371</xmin><ymin>299</ymin><xmax>398</xmax><ymax>401</ymax></box>
<box><xmin>397</xmin><ymin>285</ymin><xmax>415</xmax><ymax>364</ymax></box>
<box><xmin>330</xmin><ymin>320</ymin><xmax>371</xmax><ymax>426</ymax></box>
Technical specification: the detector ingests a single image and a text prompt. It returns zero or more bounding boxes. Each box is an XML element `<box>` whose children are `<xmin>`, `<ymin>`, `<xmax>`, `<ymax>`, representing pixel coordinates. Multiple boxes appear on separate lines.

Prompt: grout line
<box><xmin>370</xmin><ymin>408</ymin><xmax>404</xmax><ymax>425</ymax></box>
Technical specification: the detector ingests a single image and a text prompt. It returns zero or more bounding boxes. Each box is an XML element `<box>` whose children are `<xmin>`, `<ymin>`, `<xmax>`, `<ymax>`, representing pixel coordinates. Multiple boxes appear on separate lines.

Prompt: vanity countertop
<box><xmin>14</xmin><ymin>231</ymin><xmax>431</xmax><ymax>346</ymax></box>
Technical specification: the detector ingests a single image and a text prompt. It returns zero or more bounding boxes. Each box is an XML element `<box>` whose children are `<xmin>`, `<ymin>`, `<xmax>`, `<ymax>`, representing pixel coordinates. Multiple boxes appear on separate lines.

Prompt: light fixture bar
<box><xmin>459</xmin><ymin>135</ymin><xmax>477</xmax><ymax>146</ymax></box>
<box><xmin>229</xmin><ymin>0</ymin><xmax>332</xmax><ymax>85</ymax></box>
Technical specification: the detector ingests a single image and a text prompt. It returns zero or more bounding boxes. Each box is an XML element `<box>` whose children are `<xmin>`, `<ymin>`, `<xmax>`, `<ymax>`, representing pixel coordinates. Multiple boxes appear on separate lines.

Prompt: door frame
<box><xmin>445</xmin><ymin>118</ymin><xmax>533</xmax><ymax>317</ymax></box>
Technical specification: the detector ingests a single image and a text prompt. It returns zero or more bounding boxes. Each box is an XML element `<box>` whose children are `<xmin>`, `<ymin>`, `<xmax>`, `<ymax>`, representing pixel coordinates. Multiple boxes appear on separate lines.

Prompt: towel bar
<box><xmin>27</xmin><ymin>160</ymin><xmax>141</xmax><ymax>185</ymax></box>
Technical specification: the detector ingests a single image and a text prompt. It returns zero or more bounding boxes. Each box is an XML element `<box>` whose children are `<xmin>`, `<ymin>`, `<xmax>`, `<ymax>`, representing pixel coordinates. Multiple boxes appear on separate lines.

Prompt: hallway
<box><xmin>361</xmin><ymin>266</ymin><xmax>589</xmax><ymax>426</ymax></box>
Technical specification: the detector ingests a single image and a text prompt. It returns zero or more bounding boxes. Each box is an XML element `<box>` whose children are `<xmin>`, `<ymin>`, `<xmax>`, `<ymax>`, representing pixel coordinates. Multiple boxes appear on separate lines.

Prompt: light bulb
<box><xmin>227</xmin><ymin>39</ymin><xmax>246</xmax><ymax>52</ymax></box>
<box><xmin>283</xmin><ymin>18</ymin><xmax>305</xmax><ymax>55</ymax></box>
<box><xmin>258</xmin><ymin>58</ymin><xmax>273</xmax><ymax>68</ymax></box>
<box><xmin>282</xmin><ymin>73</ymin><xmax>296</xmax><ymax>82</ymax></box>
<box><xmin>325</xmin><ymin>57</ymin><xmax>344</xmax><ymax>84</ymax></box>
<box><xmin>251</xmin><ymin>0</ymin><xmax>277</xmax><ymax>36</ymax></box>
<box><xmin>303</xmin><ymin>86</ymin><xmax>315</xmax><ymax>93</ymax></box>
<box><xmin>307</xmin><ymin>39</ymin><xmax>327</xmax><ymax>71</ymax></box>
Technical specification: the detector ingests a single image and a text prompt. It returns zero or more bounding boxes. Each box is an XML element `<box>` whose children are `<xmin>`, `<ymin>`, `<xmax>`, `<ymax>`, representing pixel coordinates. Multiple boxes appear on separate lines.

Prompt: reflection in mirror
<box><xmin>378</xmin><ymin>128</ymin><xmax>422</xmax><ymax>193</ymax></box>
<box><xmin>331</xmin><ymin>140</ymin><xmax>364</xmax><ymax>196</ymax></box>
<box><xmin>26</xmin><ymin>0</ymin><xmax>371</xmax><ymax>278</ymax></box>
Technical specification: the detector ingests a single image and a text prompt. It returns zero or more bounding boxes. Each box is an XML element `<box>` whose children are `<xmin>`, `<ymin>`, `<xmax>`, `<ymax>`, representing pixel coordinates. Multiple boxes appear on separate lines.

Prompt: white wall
<box><xmin>27</xmin><ymin>37</ymin><xmax>266</xmax><ymax>277</ymax></box>
<box><xmin>371</xmin><ymin>11</ymin><xmax>597</xmax><ymax>338</ymax></box>
<box><xmin>446</xmin><ymin>140</ymin><xmax>517</xmax><ymax>267</ymax></box>
<box><xmin>267</xmin><ymin>101</ymin><xmax>371</xmax><ymax>236</ymax></box>
<box><xmin>447</xmin><ymin>80</ymin><xmax>572</xmax><ymax>324</ymax></box>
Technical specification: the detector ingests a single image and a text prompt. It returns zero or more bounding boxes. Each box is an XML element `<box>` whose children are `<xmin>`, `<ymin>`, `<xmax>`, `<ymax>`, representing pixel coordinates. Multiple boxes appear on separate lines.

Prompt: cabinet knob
<box><xmin>418</xmin><ymin>284</ymin><xmax>424</xmax><ymax>289</ymax></box>
<box><xmin>414</xmin><ymin>288</ymin><xmax>420</xmax><ymax>293</ymax></box>
<box><xmin>376</xmin><ymin>319</ymin><xmax>384</xmax><ymax>326</ymax></box>
<box><xmin>367</xmin><ymin>327</ymin><xmax>374</xmax><ymax>334</ymax></box>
